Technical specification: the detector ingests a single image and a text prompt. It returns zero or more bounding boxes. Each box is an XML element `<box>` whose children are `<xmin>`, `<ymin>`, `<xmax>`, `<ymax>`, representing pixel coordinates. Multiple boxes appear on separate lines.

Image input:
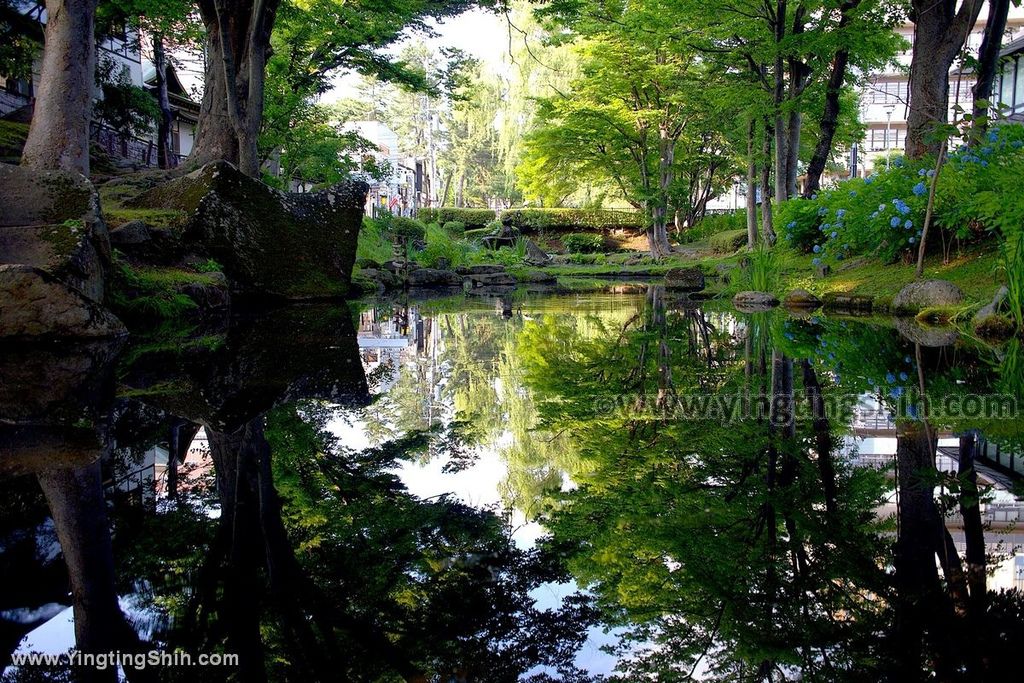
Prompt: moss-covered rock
<box><xmin>0</xmin><ymin>164</ymin><xmax>111</xmax><ymax>303</ymax></box>
<box><xmin>129</xmin><ymin>161</ymin><xmax>368</xmax><ymax>299</ymax></box>
<box><xmin>0</xmin><ymin>264</ymin><xmax>126</xmax><ymax>338</ymax></box>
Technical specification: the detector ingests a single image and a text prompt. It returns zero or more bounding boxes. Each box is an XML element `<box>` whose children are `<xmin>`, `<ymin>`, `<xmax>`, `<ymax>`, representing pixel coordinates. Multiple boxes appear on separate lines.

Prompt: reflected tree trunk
<box><xmin>37</xmin><ymin>461</ymin><xmax>132</xmax><ymax>683</ymax></box>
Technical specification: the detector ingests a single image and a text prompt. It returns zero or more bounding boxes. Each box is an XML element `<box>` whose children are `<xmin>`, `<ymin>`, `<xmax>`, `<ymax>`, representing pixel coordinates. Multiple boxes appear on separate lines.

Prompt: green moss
<box><xmin>0</xmin><ymin>120</ymin><xmax>29</xmax><ymax>153</ymax></box>
<box><xmin>106</xmin><ymin>208</ymin><xmax>186</xmax><ymax>230</ymax></box>
<box><xmin>110</xmin><ymin>257</ymin><xmax>221</xmax><ymax>320</ymax></box>
<box><xmin>38</xmin><ymin>222</ymin><xmax>85</xmax><ymax>260</ymax></box>
<box><xmin>118</xmin><ymin>379</ymin><xmax>192</xmax><ymax>398</ymax></box>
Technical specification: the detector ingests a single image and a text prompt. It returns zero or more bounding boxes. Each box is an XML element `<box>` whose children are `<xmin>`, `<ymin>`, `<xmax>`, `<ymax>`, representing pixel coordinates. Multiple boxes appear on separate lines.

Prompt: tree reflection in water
<box><xmin>3</xmin><ymin>293</ymin><xmax>1024</xmax><ymax>682</ymax></box>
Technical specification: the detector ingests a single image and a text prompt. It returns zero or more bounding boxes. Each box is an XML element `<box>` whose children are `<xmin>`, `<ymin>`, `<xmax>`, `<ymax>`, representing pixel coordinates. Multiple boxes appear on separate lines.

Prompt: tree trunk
<box><xmin>760</xmin><ymin>121</ymin><xmax>776</xmax><ymax>245</ymax></box>
<box><xmin>972</xmin><ymin>0</ymin><xmax>1011</xmax><ymax>132</ymax></box>
<box><xmin>957</xmin><ymin>431</ymin><xmax>987</xmax><ymax>615</ymax></box>
<box><xmin>192</xmin><ymin>0</ymin><xmax>281</xmax><ymax>176</ymax></box>
<box><xmin>785</xmin><ymin>108</ymin><xmax>801</xmax><ymax>197</ymax></box>
<box><xmin>746</xmin><ymin>119</ymin><xmax>758</xmax><ymax>249</ymax></box>
<box><xmin>153</xmin><ymin>34</ymin><xmax>174</xmax><ymax>169</ymax></box>
<box><xmin>804</xmin><ymin>48</ymin><xmax>850</xmax><ymax>197</ymax></box>
<box><xmin>20</xmin><ymin>0</ymin><xmax>98</xmax><ymax>175</ymax></box>
<box><xmin>37</xmin><ymin>462</ymin><xmax>125</xmax><ymax>683</ymax></box>
<box><xmin>906</xmin><ymin>0</ymin><xmax>985</xmax><ymax>158</ymax></box>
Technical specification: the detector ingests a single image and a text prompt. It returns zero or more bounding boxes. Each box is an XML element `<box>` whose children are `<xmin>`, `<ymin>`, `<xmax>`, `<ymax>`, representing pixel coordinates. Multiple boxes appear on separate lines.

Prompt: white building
<box><xmin>0</xmin><ymin>2</ymin><xmax>199</xmax><ymax>168</ymax></box>
<box><xmin>342</xmin><ymin>120</ymin><xmax>436</xmax><ymax>217</ymax></box>
<box><xmin>858</xmin><ymin>6</ymin><xmax>1024</xmax><ymax>171</ymax></box>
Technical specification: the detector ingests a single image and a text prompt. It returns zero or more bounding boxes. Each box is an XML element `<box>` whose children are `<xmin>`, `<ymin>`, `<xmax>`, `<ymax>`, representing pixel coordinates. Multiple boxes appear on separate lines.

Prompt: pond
<box><xmin>1</xmin><ymin>286</ymin><xmax>1022</xmax><ymax>681</ymax></box>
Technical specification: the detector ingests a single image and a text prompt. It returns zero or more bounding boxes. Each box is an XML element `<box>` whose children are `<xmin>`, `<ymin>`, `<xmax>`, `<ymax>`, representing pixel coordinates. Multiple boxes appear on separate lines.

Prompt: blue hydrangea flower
<box><xmin>894</xmin><ymin>157</ymin><xmax>904</xmax><ymax>167</ymax></box>
<box><xmin>1013</xmin><ymin>140</ymin><xmax>1023</xmax><ymax>149</ymax></box>
<box><xmin>830</xmin><ymin>231</ymin><xmax>838</xmax><ymax>238</ymax></box>
<box><xmin>918</xmin><ymin>169</ymin><xmax>927</xmax><ymax>176</ymax></box>
<box><xmin>836</xmin><ymin>209</ymin><xmax>846</xmax><ymax>219</ymax></box>
<box><xmin>787</xmin><ymin>221</ymin><xmax>797</xmax><ymax>228</ymax></box>
<box><xmin>899</xmin><ymin>372</ymin><xmax>908</xmax><ymax>381</ymax></box>
<box><xmin>907</xmin><ymin>403</ymin><xmax>918</xmax><ymax>419</ymax></box>
<box><xmin>912</xmin><ymin>182</ymin><xmax>927</xmax><ymax>196</ymax></box>
<box><xmin>981</xmin><ymin>160</ymin><xmax>989</xmax><ymax>167</ymax></box>
<box><xmin>890</xmin><ymin>217</ymin><xmax>901</xmax><ymax>228</ymax></box>
<box><xmin>909</xmin><ymin>236</ymin><xmax>916</xmax><ymax>243</ymax></box>
<box><xmin>886</xmin><ymin>372</ymin><xmax>896</xmax><ymax>383</ymax></box>
<box><xmin>878</xmin><ymin>204</ymin><xmax>886</xmax><ymax>212</ymax></box>
<box><xmin>904</xmin><ymin>355</ymin><xmax>912</xmax><ymax>363</ymax></box>
<box><xmin>849</xmin><ymin>190</ymin><xmax>857</xmax><ymax>197</ymax></box>
<box><xmin>890</xmin><ymin>386</ymin><xmax>904</xmax><ymax>398</ymax></box>
<box><xmin>904</xmin><ymin>220</ymin><xmax>913</xmax><ymax>229</ymax></box>
<box><xmin>927</xmin><ymin>169</ymin><xmax>935</xmax><ymax>177</ymax></box>
<box><xmin>817</xmin><ymin>206</ymin><xmax>828</xmax><ymax>216</ymax></box>
<box><xmin>813</xmin><ymin>244</ymin><xmax>822</xmax><ymax>253</ymax></box>
<box><xmin>988</xmin><ymin>130</ymin><xmax>999</xmax><ymax>143</ymax></box>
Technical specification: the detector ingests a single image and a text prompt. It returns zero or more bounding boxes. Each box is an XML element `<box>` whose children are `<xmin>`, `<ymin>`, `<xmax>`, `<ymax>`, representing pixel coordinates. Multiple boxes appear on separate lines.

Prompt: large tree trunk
<box><xmin>746</xmin><ymin>119</ymin><xmax>758</xmax><ymax>249</ymax></box>
<box><xmin>20</xmin><ymin>0</ymin><xmax>98</xmax><ymax>175</ymax></box>
<box><xmin>37</xmin><ymin>462</ymin><xmax>126</xmax><ymax>682</ymax></box>
<box><xmin>192</xmin><ymin>0</ymin><xmax>281</xmax><ymax>176</ymax></box>
<box><xmin>971</xmin><ymin>0</ymin><xmax>1011</xmax><ymax>132</ymax></box>
<box><xmin>760</xmin><ymin>121</ymin><xmax>776</xmax><ymax>245</ymax></box>
<box><xmin>804</xmin><ymin>48</ymin><xmax>850</xmax><ymax>197</ymax></box>
<box><xmin>153</xmin><ymin>34</ymin><xmax>174</xmax><ymax>169</ymax></box>
<box><xmin>906</xmin><ymin>0</ymin><xmax>985</xmax><ymax>158</ymax></box>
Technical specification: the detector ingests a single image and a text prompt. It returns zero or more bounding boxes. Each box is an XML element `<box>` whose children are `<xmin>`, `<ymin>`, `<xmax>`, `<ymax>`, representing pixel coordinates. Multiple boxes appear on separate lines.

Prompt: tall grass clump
<box><xmin>732</xmin><ymin>244</ymin><xmax>780</xmax><ymax>294</ymax></box>
<box><xmin>416</xmin><ymin>223</ymin><xmax>480</xmax><ymax>268</ymax></box>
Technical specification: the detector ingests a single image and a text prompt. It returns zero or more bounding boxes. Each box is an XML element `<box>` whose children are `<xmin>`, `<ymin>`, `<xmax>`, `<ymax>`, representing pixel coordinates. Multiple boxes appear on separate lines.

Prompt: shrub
<box><xmin>500</xmin><ymin>208</ymin><xmax>643</xmax><ymax>232</ymax></box>
<box><xmin>681</xmin><ymin>210</ymin><xmax>747</xmax><ymax>243</ymax></box>
<box><xmin>567</xmin><ymin>252</ymin><xmax>607</xmax><ymax>264</ymax></box>
<box><xmin>562</xmin><ymin>232</ymin><xmax>605</xmax><ymax>253</ymax></box>
<box><xmin>386</xmin><ymin>215</ymin><xmax>427</xmax><ymax>241</ymax></box>
<box><xmin>777</xmin><ymin>123</ymin><xmax>1024</xmax><ymax>270</ymax></box>
<box><xmin>709</xmin><ymin>229</ymin><xmax>749</xmax><ymax>253</ymax></box>
<box><xmin>417</xmin><ymin>207</ymin><xmax>496</xmax><ymax>229</ymax></box>
<box><xmin>442</xmin><ymin>221</ymin><xmax>465</xmax><ymax>237</ymax></box>
<box><xmin>415</xmin><ymin>223</ymin><xmax>480</xmax><ymax>268</ymax></box>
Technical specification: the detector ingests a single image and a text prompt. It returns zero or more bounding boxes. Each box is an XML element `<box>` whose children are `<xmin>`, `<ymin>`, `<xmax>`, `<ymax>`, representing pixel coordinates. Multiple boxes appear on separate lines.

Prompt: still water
<box><xmin>1</xmin><ymin>286</ymin><xmax>1023</xmax><ymax>682</ymax></box>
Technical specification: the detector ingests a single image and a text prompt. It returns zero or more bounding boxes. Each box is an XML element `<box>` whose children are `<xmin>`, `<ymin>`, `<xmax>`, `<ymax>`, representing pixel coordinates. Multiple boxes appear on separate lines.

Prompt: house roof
<box><xmin>143</xmin><ymin>64</ymin><xmax>201</xmax><ymax>119</ymax></box>
<box><xmin>1001</xmin><ymin>34</ymin><xmax>1024</xmax><ymax>58</ymax></box>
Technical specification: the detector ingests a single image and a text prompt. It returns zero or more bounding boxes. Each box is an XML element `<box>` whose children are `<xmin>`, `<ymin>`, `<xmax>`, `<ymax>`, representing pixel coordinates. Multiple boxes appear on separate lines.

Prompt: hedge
<box><xmin>499</xmin><ymin>208</ymin><xmax>643</xmax><ymax>232</ymax></box>
<box><xmin>417</xmin><ymin>207</ymin><xmax>497</xmax><ymax>230</ymax></box>
<box><xmin>709</xmin><ymin>228</ymin><xmax>749</xmax><ymax>254</ymax></box>
<box><xmin>563</xmin><ymin>232</ymin><xmax>606</xmax><ymax>253</ymax></box>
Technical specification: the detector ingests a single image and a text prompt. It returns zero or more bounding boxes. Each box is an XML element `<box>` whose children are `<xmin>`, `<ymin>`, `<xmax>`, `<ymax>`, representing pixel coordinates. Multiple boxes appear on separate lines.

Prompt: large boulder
<box><xmin>128</xmin><ymin>161</ymin><xmax>368</xmax><ymax>299</ymax></box>
<box><xmin>0</xmin><ymin>164</ymin><xmax>111</xmax><ymax>303</ymax></box>
<box><xmin>664</xmin><ymin>267</ymin><xmax>705</xmax><ymax>292</ymax></box>
<box><xmin>892</xmin><ymin>279</ymin><xmax>964</xmax><ymax>314</ymax></box>
<box><xmin>407</xmin><ymin>267</ymin><xmax>462</xmax><ymax>287</ymax></box>
<box><xmin>0</xmin><ymin>265</ymin><xmax>126</xmax><ymax>338</ymax></box>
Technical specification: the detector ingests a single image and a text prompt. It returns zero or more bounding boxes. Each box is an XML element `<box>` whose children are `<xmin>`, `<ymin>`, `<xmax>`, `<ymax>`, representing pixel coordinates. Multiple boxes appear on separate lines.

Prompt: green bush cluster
<box><xmin>417</xmin><ymin>207</ymin><xmax>496</xmax><ymax>229</ymax></box>
<box><xmin>442</xmin><ymin>221</ymin><xmax>465</xmax><ymax>237</ymax></box>
<box><xmin>709</xmin><ymin>229</ymin><xmax>749</xmax><ymax>254</ymax></box>
<box><xmin>562</xmin><ymin>232</ymin><xmax>606</xmax><ymax>253</ymax></box>
<box><xmin>500</xmin><ymin>208</ymin><xmax>643</xmax><ymax>232</ymax></box>
<box><xmin>777</xmin><ymin>123</ymin><xmax>1024</xmax><ymax>268</ymax></box>
<box><xmin>384</xmin><ymin>215</ymin><xmax>427</xmax><ymax>241</ymax></box>
<box><xmin>415</xmin><ymin>223</ymin><xmax>482</xmax><ymax>268</ymax></box>
<box><xmin>681</xmin><ymin>210</ymin><xmax>747</xmax><ymax>243</ymax></box>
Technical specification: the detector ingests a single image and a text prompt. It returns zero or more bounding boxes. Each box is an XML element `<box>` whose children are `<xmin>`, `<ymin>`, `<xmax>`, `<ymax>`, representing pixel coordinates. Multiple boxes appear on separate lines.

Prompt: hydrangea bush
<box><xmin>776</xmin><ymin>123</ymin><xmax>1024</xmax><ymax>268</ymax></box>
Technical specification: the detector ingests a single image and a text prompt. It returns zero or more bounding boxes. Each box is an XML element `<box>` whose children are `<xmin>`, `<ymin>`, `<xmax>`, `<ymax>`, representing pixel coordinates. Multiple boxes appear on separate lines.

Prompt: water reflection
<box><xmin>1</xmin><ymin>290</ymin><xmax>1023</xmax><ymax>681</ymax></box>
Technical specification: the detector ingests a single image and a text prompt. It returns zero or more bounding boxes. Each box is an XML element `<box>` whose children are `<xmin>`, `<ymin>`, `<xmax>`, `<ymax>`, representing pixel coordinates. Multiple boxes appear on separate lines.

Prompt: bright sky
<box><xmin>323</xmin><ymin>8</ymin><xmax>510</xmax><ymax>104</ymax></box>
